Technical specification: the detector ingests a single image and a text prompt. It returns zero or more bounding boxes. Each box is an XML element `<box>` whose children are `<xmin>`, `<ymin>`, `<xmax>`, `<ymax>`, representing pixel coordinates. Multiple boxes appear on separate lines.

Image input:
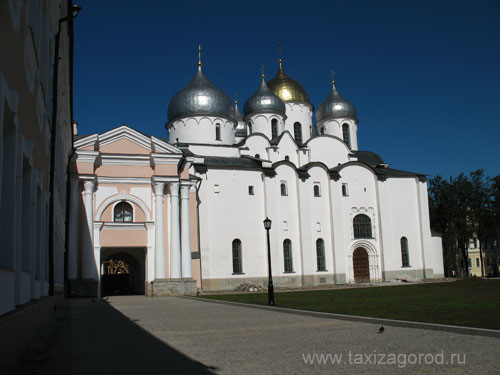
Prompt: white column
<box><xmin>154</xmin><ymin>182</ymin><xmax>166</xmax><ymax>279</ymax></box>
<box><xmin>68</xmin><ymin>177</ymin><xmax>79</xmax><ymax>279</ymax></box>
<box><xmin>169</xmin><ymin>182</ymin><xmax>181</xmax><ymax>278</ymax></box>
<box><xmin>81</xmin><ymin>180</ymin><xmax>96</xmax><ymax>279</ymax></box>
<box><xmin>180</xmin><ymin>184</ymin><xmax>192</xmax><ymax>278</ymax></box>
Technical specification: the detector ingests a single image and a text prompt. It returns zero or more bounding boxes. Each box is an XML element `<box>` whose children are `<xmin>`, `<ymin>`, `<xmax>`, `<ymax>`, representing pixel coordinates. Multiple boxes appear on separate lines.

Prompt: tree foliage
<box><xmin>428</xmin><ymin>170</ymin><xmax>500</xmax><ymax>277</ymax></box>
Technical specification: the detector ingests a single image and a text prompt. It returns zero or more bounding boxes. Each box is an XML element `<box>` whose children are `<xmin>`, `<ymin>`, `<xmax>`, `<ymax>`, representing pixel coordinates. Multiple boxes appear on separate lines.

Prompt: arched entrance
<box><xmin>353</xmin><ymin>247</ymin><xmax>370</xmax><ymax>283</ymax></box>
<box><xmin>101</xmin><ymin>248</ymin><xmax>146</xmax><ymax>296</ymax></box>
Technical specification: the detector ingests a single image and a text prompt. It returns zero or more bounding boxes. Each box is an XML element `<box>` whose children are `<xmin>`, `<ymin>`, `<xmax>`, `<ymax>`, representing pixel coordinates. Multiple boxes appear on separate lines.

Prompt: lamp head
<box><xmin>263</xmin><ymin>217</ymin><xmax>272</xmax><ymax>230</ymax></box>
<box><xmin>71</xmin><ymin>4</ymin><xmax>82</xmax><ymax>18</ymax></box>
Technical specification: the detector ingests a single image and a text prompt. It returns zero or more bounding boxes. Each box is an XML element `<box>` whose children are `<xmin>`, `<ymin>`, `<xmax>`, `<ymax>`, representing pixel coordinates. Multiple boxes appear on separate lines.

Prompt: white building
<box><xmin>70</xmin><ymin>55</ymin><xmax>444</xmax><ymax>296</ymax></box>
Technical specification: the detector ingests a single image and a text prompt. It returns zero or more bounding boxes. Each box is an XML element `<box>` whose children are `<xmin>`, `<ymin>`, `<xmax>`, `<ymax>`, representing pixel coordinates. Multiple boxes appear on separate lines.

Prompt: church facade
<box><xmin>70</xmin><ymin>56</ymin><xmax>444</xmax><ymax>296</ymax></box>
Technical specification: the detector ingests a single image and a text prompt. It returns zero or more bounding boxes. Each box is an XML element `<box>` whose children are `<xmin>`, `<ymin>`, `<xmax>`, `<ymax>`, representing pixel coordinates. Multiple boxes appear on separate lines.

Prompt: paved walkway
<box><xmin>20</xmin><ymin>296</ymin><xmax>500</xmax><ymax>374</ymax></box>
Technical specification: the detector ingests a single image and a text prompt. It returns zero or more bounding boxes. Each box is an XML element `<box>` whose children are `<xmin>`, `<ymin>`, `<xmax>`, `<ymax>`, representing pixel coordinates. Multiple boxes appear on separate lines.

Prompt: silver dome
<box><xmin>167</xmin><ymin>68</ymin><xmax>234</xmax><ymax>124</ymax></box>
<box><xmin>243</xmin><ymin>79</ymin><xmax>286</xmax><ymax>118</ymax></box>
<box><xmin>317</xmin><ymin>84</ymin><xmax>357</xmax><ymax>122</ymax></box>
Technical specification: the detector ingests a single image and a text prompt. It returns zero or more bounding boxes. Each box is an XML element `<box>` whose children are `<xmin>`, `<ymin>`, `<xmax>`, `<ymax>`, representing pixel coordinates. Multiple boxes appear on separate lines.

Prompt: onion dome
<box><xmin>317</xmin><ymin>75</ymin><xmax>357</xmax><ymax>122</ymax></box>
<box><xmin>243</xmin><ymin>74</ymin><xmax>286</xmax><ymax>117</ymax></box>
<box><xmin>267</xmin><ymin>58</ymin><xmax>311</xmax><ymax>104</ymax></box>
<box><xmin>167</xmin><ymin>65</ymin><xmax>234</xmax><ymax>124</ymax></box>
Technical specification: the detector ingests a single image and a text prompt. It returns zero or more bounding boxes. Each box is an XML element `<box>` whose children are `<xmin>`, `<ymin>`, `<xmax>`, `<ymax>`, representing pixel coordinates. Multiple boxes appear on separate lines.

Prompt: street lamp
<box><xmin>263</xmin><ymin>217</ymin><xmax>275</xmax><ymax>306</ymax></box>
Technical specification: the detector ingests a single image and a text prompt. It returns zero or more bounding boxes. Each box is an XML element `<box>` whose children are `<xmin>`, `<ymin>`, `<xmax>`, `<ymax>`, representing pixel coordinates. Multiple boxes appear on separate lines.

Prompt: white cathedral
<box><xmin>70</xmin><ymin>54</ymin><xmax>444</xmax><ymax>296</ymax></box>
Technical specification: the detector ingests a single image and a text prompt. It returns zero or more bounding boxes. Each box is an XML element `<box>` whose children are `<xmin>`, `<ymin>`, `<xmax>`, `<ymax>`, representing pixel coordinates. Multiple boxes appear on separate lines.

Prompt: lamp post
<box><xmin>263</xmin><ymin>217</ymin><xmax>275</xmax><ymax>306</ymax></box>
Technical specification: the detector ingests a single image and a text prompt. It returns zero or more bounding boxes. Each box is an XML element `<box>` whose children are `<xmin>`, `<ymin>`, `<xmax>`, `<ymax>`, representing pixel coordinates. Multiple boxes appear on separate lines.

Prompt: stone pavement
<box><xmin>19</xmin><ymin>296</ymin><xmax>500</xmax><ymax>374</ymax></box>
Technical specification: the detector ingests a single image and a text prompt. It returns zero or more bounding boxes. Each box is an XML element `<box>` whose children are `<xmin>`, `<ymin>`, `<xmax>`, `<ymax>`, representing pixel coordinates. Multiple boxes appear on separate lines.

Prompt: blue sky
<box><xmin>73</xmin><ymin>0</ymin><xmax>500</xmax><ymax>179</ymax></box>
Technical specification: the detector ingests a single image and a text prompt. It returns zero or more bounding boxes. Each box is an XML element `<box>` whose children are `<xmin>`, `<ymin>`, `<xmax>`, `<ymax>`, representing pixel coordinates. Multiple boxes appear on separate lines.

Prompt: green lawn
<box><xmin>202</xmin><ymin>279</ymin><xmax>500</xmax><ymax>330</ymax></box>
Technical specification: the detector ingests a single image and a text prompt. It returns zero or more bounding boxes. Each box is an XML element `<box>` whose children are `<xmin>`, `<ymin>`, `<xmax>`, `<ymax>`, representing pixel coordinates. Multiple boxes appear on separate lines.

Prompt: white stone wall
<box><xmin>316</xmin><ymin>118</ymin><xmax>358</xmax><ymax>150</ymax></box>
<box><xmin>193</xmin><ymin>130</ymin><xmax>443</xmax><ymax>289</ymax></box>
<box><xmin>246</xmin><ymin>113</ymin><xmax>284</xmax><ymax>140</ymax></box>
<box><xmin>283</xmin><ymin>102</ymin><xmax>313</xmax><ymax>143</ymax></box>
<box><xmin>168</xmin><ymin>116</ymin><xmax>235</xmax><ymax>145</ymax></box>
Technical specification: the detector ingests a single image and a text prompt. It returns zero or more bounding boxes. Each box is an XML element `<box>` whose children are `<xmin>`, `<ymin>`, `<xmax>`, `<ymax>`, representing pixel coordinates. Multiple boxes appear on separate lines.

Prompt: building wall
<box><xmin>0</xmin><ymin>0</ymin><xmax>73</xmax><ymax>372</ymax></box>
<box><xmin>192</xmin><ymin>134</ymin><xmax>443</xmax><ymax>290</ymax></box>
<box><xmin>70</xmin><ymin>126</ymin><xmax>201</xmax><ymax>296</ymax></box>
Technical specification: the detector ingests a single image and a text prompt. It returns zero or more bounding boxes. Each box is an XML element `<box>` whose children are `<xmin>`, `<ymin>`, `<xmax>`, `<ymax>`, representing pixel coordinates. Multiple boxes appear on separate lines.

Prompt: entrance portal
<box><xmin>101</xmin><ymin>248</ymin><xmax>145</xmax><ymax>296</ymax></box>
<box><xmin>353</xmin><ymin>247</ymin><xmax>370</xmax><ymax>283</ymax></box>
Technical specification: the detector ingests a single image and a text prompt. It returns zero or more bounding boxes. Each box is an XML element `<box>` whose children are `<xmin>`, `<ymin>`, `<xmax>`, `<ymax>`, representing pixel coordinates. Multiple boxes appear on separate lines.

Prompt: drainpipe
<box><xmin>48</xmin><ymin>1</ymin><xmax>81</xmax><ymax>296</ymax></box>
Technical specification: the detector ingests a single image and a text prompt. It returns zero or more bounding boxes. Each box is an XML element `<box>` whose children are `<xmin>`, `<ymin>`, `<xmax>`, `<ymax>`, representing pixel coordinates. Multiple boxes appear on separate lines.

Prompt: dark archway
<box><xmin>353</xmin><ymin>247</ymin><xmax>370</xmax><ymax>283</ymax></box>
<box><xmin>101</xmin><ymin>249</ymin><xmax>145</xmax><ymax>296</ymax></box>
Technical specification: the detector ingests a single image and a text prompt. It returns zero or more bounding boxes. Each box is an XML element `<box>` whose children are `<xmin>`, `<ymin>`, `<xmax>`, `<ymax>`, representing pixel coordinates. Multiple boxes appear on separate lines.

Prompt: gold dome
<box><xmin>267</xmin><ymin>59</ymin><xmax>311</xmax><ymax>104</ymax></box>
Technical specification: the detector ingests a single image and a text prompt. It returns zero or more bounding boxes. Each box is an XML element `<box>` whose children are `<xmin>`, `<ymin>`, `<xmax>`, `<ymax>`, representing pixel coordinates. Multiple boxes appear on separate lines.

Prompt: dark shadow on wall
<box><xmin>18</xmin><ymin>299</ymin><xmax>217</xmax><ymax>375</ymax></box>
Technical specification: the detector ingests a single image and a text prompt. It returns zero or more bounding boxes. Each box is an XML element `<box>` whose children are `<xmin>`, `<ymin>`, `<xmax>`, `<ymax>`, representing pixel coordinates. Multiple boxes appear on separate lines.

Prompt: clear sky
<box><xmin>73</xmin><ymin>0</ymin><xmax>500</xmax><ymax>179</ymax></box>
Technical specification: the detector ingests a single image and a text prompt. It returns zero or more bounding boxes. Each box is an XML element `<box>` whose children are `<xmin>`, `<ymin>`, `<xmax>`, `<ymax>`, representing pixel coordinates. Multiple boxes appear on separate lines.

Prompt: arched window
<box><xmin>313</xmin><ymin>184</ymin><xmax>320</xmax><ymax>197</ymax></box>
<box><xmin>283</xmin><ymin>239</ymin><xmax>293</xmax><ymax>272</ymax></box>
<box><xmin>353</xmin><ymin>214</ymin><xmax>372</xmax><ymax>238</ymax></box>
<box><xmin>342</xmin><ymin>184</ymin><xmax>348</xmax><ymax>197</ymax></box>
<box><xmin>215</xmin><ymin>123</ymin><xmax>221</xmax><ymax>141</ymax></box>
<box><xmin>294</xmin><ymin>122</ymin><xmax>302</xmax><ymax>143</ymax></box>
<box><xmin>271</xmin><ymin>118</ymin><xmax>278</xmax><ymax>139</ymax></box>
<box><xmin>280</xmin><ymin>182</ymin><xmax>287</xmax><ymax>196</ymax></box>
<box><xmin>255</xmin><ymin>154</ymin><xmax>260</xmax><ymax>159</ymax></box>
<box><xmin>401</xmin><ymin>237</ymin><xmax>410</xmax><ymax>267</ymax></box>
<box><xmin>316</xmin><ymin>239</ymin><xmax>326</xmax><ymax>271</ymax></box>
<box><xmin>232</xmin><ymin>239</ymin><xmax>242</xmax><ymax>273</ymax></box>
<box><xmin>114</xmin><ymin>202</ymin><xmax>133</xmax><ymax>222</ymax></box>
<box><xmin>320</xmin><ymin>127</ymin><xmax>325</xmax><ymax>135</ymax></box>
<box><xmin>342</xmin><ymin>123</ymin><xmax>351</xmax><ymax>149</ymax></box>
<box><xmin>284</xmin><ymin>155</ymin><xmax>289</xmax><ymax>161</ymax></box>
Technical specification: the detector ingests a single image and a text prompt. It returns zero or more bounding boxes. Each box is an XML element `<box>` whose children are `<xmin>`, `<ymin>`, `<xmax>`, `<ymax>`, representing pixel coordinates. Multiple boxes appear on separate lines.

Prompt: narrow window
<box><xmin>248</xmin><ymin>122</ymin><xmax>252</xmax><ymax>134</ymax></box>
<box><xmin>473</xmin><ymin>238</ymin><xmax>477</xmax><ymax>248</ymax></box>
<box><xmin>280</xmin><ymin>182</ymin><xmax>287</xmax><ymax>196</ymax></box>
<box><xmin>342</xmin><ymin>183</ymin><xmax>348</xmax><ymax>197</ymax></box>
<box><xmin>316</xmin><ymin>239</ymin><xmax>326</xmax><ymax>271</ymax></box>
<box><xmin>320</xmin><ymin>127</ymin><xmax>325</xmax><ymax>135</ymax></box>
<box><xmin>401</xmin><ymin>236</ymin><xmax>410</xmax><ymax>267</ymax></box>
<box><xmin>248</xmin><ymin>186</ymin><xmax>254</xmax><ymax>195</ymax></box>
<box><xmin>313</xmin><ymin>183</ymin><xmax>321</xmax><ymax>197</ymax></box>
<box><xmin>342</xmin><ymin>123</ymin><xmax>351</xmax><ymax>149</ymax></box>
<box><xmin>232</xmin><ymin>239</ymin><xmax>242</xmax><ymax>273</ymax></box>
<box><xmin>215</xmin><ymin>123</ymin><xmax>221</xmax><ymax>141</ymax></box>
<box><xmin>271</xmin><ymin>118</ymin><xmax>278</xmax><ymax>139</ymax></box>
<box><xmin>294</xmin><ymin>122</ymin><xmax>302</xmax><ymax>143</ymax></box>
<box><xmin>476</xmin><ymin>258</ymin><xmax>480</xmax><ymax>267</ymax></box>
<box><xmin>353</xmin><ymin>214</ymin><xmax>372</xmax><ymax>238</ymax></box>
<box><xmin>468</xmin><ymin>258</ymin><xmax>472</xmax><ymax>267</ymax></box>
<box><xmin>283</xmin><ymin>239</ymin><xmax>293</xmax><ymax>272</ymax></box>
<box><xmin>114</xmin><ymin>202</ymin><xmax>133</xmax><ymax>222</ymax></box>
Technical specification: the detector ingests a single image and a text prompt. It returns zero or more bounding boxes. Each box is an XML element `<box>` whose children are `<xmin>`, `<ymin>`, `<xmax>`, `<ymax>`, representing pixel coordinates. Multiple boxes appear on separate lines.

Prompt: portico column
<box><xmin>169</xmin><ymin>182</ymin><xmax>181</xmax><ymax>278</ymax></box>
<box><xmin>68</xmin><ymin>177</ymin><xmax>79</xmax><ymax>279</ymax></box>
<box><xmin>153</xmin><ymin>182</ymin><xmax>166</xmax><ymax>279</ymax></box>
<box><xmin>180</xmin><ymin>184</ymin><xmax>192</xmax><ymax>278</ymax></box>
<box><xmin>81</xmin><ymin>179</ymin><xmax>96</xmax><ymax>279</ymax></box>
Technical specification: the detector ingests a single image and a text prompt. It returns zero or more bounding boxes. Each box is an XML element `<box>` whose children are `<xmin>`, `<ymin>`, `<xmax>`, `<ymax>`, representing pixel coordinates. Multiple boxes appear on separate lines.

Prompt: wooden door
<box><xmin>353</xmin><ymin>247</ymin><xmax>370</xmax><ymax>283</ymax></box>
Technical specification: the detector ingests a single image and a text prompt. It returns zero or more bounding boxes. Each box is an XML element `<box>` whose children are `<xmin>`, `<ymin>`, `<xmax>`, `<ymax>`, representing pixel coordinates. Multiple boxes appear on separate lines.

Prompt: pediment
<box><xmin>74</xmin><ymin>125</ymin><xmax>182</xmax><ymax>155</ymax></box>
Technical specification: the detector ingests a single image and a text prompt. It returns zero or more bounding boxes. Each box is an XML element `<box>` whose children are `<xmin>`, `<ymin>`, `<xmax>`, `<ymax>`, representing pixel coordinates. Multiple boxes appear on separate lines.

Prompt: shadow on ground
<box><xmin>19</xmin><ymin>298</ymin><xmax>216</xmax><ymax>375</ymax></box>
